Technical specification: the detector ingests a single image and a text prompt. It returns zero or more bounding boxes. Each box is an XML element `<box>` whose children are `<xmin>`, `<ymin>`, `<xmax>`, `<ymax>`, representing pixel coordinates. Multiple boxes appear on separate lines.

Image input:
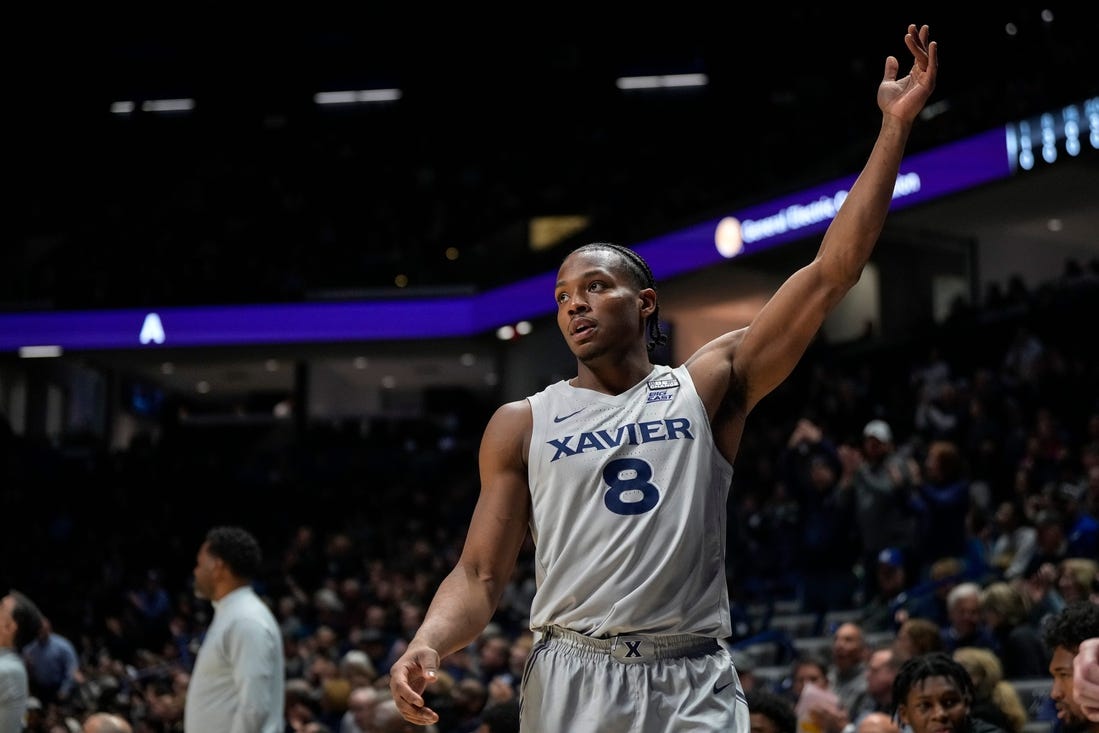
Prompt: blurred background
<box><xmin>1</xmin><ymin>7</ymin><xmax>1098</xmax><ymax>731</ymax></box>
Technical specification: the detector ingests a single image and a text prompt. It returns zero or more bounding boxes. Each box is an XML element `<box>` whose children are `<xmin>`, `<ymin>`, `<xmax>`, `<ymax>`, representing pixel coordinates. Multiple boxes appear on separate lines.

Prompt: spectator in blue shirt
<box><xmin>22</xmin><ymin>616</ymin><xmax>81</xmax><ymax>707</ymax></box>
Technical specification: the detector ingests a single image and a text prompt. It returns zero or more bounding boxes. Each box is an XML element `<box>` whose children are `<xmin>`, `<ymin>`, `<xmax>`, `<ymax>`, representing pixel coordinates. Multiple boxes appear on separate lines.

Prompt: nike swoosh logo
<box><xmin>553</xmin><ymin>409</ymin><xmax>584</xmax><ymax>423</ymax></box>
<box><xmin>713</xmin><ymin>681</ymin><xmax>734</xmax><ymax>694</ymax></box>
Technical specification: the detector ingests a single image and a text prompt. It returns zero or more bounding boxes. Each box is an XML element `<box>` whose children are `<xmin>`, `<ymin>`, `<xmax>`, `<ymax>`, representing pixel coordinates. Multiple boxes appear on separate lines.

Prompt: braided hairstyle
<box><xmin>569</xmin><ymin>242</ymin><xmax>668</xmax><ymax>353</ymax></box>
<box><xmin>892</xmin><ymin>652</ymin><xmax>975</xmax><ymax>717</ymax></box>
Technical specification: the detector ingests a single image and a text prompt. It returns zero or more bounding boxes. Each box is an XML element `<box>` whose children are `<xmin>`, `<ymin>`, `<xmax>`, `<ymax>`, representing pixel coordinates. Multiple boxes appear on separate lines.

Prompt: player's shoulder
<box><xmin>486</xmin><ymin>399</ymin><xmax>534</xmax><ymax>434</ymax></box>
<box><xmin>481</xmin><ymin>399</ymin><xmax>534</xmax><ymax>464</ymax></box>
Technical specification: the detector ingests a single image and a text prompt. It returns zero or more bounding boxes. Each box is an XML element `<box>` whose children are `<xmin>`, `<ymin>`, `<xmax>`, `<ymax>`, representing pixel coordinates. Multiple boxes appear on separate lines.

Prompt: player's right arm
<box><xmin>390</xmin><ymin>399</ymin><xmax>533</xmax><ymax>725</ymax></box>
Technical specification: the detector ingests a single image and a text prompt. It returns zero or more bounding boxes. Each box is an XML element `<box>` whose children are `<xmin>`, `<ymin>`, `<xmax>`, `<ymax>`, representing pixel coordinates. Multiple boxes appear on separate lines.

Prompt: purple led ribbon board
<box><xmin>2</xmin><ymin>97</ymin><xmax>1094</xmax><ymax>353</ymax></box>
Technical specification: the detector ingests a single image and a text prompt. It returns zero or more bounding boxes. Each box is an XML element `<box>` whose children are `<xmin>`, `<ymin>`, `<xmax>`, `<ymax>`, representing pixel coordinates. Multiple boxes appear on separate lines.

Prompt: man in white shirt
<box><xmin>184</xmin><ymin>526</ymin><xmax>285</xmax><ymax>733</ymax></box>
<box><xmin>0</xmin><ymin>590</ymin><xmax>42</xmax><ymax>733</ymax></box>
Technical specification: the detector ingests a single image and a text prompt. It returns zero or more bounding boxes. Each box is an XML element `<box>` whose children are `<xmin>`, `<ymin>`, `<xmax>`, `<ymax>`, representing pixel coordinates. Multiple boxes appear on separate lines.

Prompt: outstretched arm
<box><xmin>726</xmin><ymin>24</ymin><xmax>938</xmax><ymax>413</ymax></box>
<box><xmin>389</xmin><ymin>400</ymin><xmax>532</xmax><ymax>726</ymax></box>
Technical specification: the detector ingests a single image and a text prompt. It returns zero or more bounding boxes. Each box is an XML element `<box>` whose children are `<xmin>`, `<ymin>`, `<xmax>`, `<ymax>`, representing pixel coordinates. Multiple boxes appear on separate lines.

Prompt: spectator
<box><xmin>1056</xmin><ymin>482</ymin><xmax>1099</xmax><ymax>560</ymax></box>
<box><xmin>784</xmin><ymin>418</ymin><xmax>859</xmax><ymax>626</ymax></box>
<box><xmin>1042</xmin><ymin>602</ymin><xmax>1099</xmax><ymax>732</ymax></box>
<box><xmin>473</xmin><ymin>632</ymin><xmax>511</xmax><ymax>686</ymax></box>
<box><xmin>21</xmin><ymin>616</ymin><xmax>81</xmax><ymax>707</ymax></box>
<box><xmin>892</xmin><ymin>652</ymin><xmax>1008</xmax><ymax>733</ymax></box>
<box><xmin>840</xmin><ymin>420</ymin><xmax>921</xmax><ymax>602</ymax></box>
<box><xmin>988</xmin><ymin>501</ymin><xmax>1037</xmax><ymax>582</ymax></box>
<box><xmin>733</xmin><ymin>651</ymin><xmax>761</xmax><ymax>695</ymax></box>
<box><xmin>786</xmin><ymin>655</ymin><xmax>832</xmax><ymax>707</ymax></box>
<box><xmin>373</xmin><ymin>696</ymin><xmax>431</xmax><ymax>733</ymax></box>
<box><xmin>1022</xmin><ymin>560</ymin><xmax>1067</xmax><ymax>631</ymax></box>
<box><xmin>940</xmin><ymin>583</ymin><xmax>996</xmax><ymax>654</ymax></box>
<box><xmin>856</xmin><ymin>711</ymin><xmax>900</xmax><ymax>733</ymax></box>
<box><xmin>505</xmin><ymin>631</ymin><xmax>533</xmax><ymax>688</ymax></box>
<box><xmin>905</xmin><ymin>557</ymin><xmax>966</xmax><ymax>628</ymax></box>
<box><xmin>0</xmin><ymin>589</ymin><xmax>44</xmax><ymax>733</ymax></box>
<box><xmin>126</xmin><ymin>570</ymin><xmax>172</xmax><ymax>653</ymax></box>
<box><xmin>909</xmin><ymin>346</ymin><xmax>953</xmax><ymax>407</ymax></box>
<box><xmin>914</xmin><ymin>440</ymin><xmax>972</xmax><ymax>568</ymax></box>
<box><xmin>339</xmin><ymin>650</ymin><xmax>377</xmax><ymax>693</ymax></box>
<box><xmin>858</xmin><ymin>644</ymin><xmax>901</xmax><ymax>721</ymax></box>
<box><xmin>829</xmin><ymin>623</ymin><xmax>871</xmax><ymax>721</ymax></box>
<box><xmin>339</xmin><ymin>684</ymin><xmax>382</xmax><ymax>733</ymax></box>
<box><xmin>82</xmin><ymin>712</ymin><xmax>133</xmax><ymax>733</ymax></box>
<box><xmin>748</xmin><ymin>688</ymin><xmax>798</xmax><ymax>733</ymax></box>
<box><xmin>285</xmin><ymin>677</ymin><xmax>322</xmax><ymax>732</ymax></box>
<box><xmin>894</xmin><ymin>617</ymin><xmax>945</xmax><ymax>663</ymax></box>
<box><xmin>477</xmin><ymin>697</ymin><xmax>520</xmax><ymax>733</ymax></box>
<box><xmin>791</xmin><ymin>654</ymin><xmax>848</xmax><ymax>733</ymax></box>
<box><xmin>859</xmin><ymin>548</ymin><xmax>917</xmax><ymax>633</ymax></box>
<box><xmin>951</xmin><ymin>646</ymin><xmax>1027</xmax><ymax>733</ymax></box>
<box><xmin>1001</xmin><ymin>325</ymin><xmax>1045</xmax><ymax>387</ymax></box>
<box><xmin>1058</xmin><ymin>558</ymin><xmax>1099</xmax><ymax>606</ymax></box>
<box><xmin>443</xmin><ymin>677</ymin><xmax>486</xmax><ymax>733</ymax></box>
<box><xmin>914</xmin><ymin>380</ymin><xmax>967</xmax><ymax>445</ymax></box>
<box><xmin>977</xmin><ymin>582</ymin><xmax>1049</xmax><ymax>678</ymax></box>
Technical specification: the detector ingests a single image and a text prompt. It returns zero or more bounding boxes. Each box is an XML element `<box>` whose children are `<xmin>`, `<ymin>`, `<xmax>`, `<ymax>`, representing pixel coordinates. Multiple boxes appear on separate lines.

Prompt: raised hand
<box><xmin>879</xmin><ymin>23</ymin><xmax>938</xmax><ymax>123</ymax></box>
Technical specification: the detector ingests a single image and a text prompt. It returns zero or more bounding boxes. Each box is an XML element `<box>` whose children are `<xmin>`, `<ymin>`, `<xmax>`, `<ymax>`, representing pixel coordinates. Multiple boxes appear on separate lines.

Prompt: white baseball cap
<box><xmin>863</xmin><ymin>419</ymin><xmax>893</xmax><ymax>443</ymax></box>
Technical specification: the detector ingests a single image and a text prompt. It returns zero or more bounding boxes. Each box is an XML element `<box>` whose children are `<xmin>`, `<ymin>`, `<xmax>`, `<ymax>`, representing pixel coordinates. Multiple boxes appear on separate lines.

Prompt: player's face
<box><xmin>554</xmin><ymin>250</ymin><xmax>649</xmax><ymax>360</ymax></box>
<box><xmin>897</xmin><ymin>676</ymin><xmax>969</xmax><ymax>733</ymax></box>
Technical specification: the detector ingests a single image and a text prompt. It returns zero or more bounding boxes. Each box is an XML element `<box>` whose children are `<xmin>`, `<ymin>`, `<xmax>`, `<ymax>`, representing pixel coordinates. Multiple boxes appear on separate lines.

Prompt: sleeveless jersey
<box><xmin>525</xmin><ymin>363</ymin><xmax>734</xmax><ymax>638</ymax></box>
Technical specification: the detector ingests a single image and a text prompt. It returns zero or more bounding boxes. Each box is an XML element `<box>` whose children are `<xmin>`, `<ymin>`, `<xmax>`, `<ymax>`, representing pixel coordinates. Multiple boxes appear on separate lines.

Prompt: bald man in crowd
<box><xmin>856</xmin><ymin>712</ymin><xmax>899</xmax><ymax>733</ymax></box>
<box><xmin>83</xmin><ymin>712</ymin><xmax>133</xmax><ymax>733</ymax></box>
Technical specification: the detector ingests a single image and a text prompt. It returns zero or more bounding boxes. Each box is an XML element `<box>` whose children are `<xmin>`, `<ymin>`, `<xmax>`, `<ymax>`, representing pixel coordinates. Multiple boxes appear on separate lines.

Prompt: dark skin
<box><xmin>750</xmin><ymin>711</ymin><xmax>783</xmax><ymax>733</ymax></box>
<box><xmin>1051</xmin><ymin>644</ymin><xmax>1099</xmax><ymax>730</ymax></box>
<box><xmin>897</xmin><ymin>677</ymin><xmax>970</xmax><ymax>733</ymax></box>
<box><xmin>391</xmin><ymin>24</ymin><xmax>939</xmax><ymax>727</ymax></box>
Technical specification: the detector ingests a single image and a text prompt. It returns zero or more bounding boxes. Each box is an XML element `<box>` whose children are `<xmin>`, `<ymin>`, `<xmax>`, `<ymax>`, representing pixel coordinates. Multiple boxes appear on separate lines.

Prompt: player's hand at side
<box><xmin>390</xmin><ymin>644</ymin><xmax>442</xmax><ymax>725</ymax></box>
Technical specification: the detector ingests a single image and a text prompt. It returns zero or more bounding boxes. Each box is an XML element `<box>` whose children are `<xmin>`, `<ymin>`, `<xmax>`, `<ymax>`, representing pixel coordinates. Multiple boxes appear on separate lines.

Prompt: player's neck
<box><xmin>572</xmin><ymin>357</ymin><xmax>654</xmax><ymax>395</ymax></box>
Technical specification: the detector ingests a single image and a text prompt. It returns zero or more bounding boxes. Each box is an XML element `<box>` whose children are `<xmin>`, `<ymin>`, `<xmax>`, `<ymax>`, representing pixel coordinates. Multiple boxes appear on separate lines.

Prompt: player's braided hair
<box><xmin>570</xmin><ymin>242</ymin><xmax>668</xmax><ymax>353</ymax></box>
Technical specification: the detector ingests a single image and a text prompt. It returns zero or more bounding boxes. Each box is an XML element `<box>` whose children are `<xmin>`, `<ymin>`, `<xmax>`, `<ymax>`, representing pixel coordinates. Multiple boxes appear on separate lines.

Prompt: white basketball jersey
<box><xmin>525</xmin><ymin>363</ymin><xmax>734</xmax><ymax>638</ymax></box>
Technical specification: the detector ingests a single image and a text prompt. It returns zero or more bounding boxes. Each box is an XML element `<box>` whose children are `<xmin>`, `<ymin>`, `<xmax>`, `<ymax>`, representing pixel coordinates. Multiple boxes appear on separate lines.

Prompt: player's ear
<box><xmin>639</xmin><ymin>287</ymin><xmax>657</xmax><ymax>316</ymax></box>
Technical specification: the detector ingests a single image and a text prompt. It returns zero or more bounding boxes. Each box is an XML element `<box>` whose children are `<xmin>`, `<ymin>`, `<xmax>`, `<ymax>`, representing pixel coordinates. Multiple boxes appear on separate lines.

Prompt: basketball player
<box><xmin>391</xmin><ymin>23</ymin><xmax>939</xmax><ymax>732</ymax></box>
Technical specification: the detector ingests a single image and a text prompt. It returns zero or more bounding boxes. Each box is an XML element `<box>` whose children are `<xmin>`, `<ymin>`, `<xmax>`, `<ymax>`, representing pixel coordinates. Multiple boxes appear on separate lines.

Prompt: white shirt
<box><xmin>0</xmin><ymin>647</ymin><xmax>29</xmax><ymax>733</ymax></box>
<box><xmin>990</xmin><ymin>525</ymin><xmax>1037</xmax><ymax>580</ymax></box>
<box><xmin>184</xmin><ymin>586</ymin><xmax>285</xmax><ymax>733</ymax></box>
